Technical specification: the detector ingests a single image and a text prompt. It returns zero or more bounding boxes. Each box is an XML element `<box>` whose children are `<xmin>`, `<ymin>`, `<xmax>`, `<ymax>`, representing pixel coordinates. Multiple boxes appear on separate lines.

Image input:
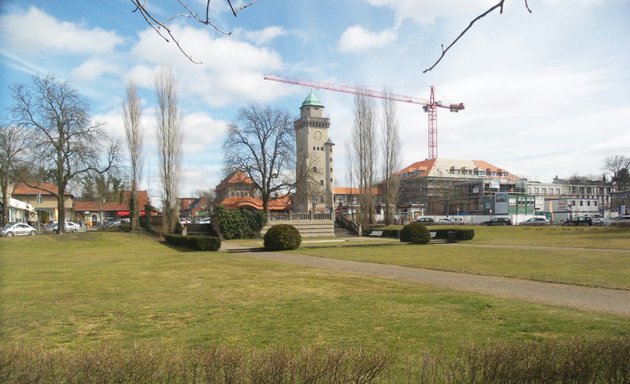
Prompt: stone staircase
<box><xmin>261</xmin><ymin>219</ymin><xmax>335</xmax><ymax>238</ymax></box>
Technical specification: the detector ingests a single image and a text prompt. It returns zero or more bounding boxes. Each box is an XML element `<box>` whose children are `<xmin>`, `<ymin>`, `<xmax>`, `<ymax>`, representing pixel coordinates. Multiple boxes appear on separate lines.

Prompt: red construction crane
<box><xmin>263</xmin><ymin>74</ymin><xmax>464</xmax><ymax>159</ymax></box>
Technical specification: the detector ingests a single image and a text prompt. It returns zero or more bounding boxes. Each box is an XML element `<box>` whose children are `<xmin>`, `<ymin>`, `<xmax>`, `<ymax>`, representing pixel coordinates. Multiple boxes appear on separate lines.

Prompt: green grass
<box><xmin>291</xmin><ymin>227</ymin><xmax>630</xmax><ymax>289</ymax></box>
<box><xmin>368</xmin><ymin>224</ymin><xmax>630</xmax><ymax>249</ymax></box>
<box><xmin>1</xmin><ymin>232</ymin><xmax>629</xmax><ymax>380</ymax></box>
<box><xmin>470</xmin><ymin>226</ymin><xmax>630</xmax><ymax>249</ymax></box>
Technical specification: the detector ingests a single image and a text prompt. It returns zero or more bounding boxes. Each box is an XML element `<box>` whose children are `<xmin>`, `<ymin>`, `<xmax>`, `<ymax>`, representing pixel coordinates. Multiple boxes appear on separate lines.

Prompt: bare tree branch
<box><xmin>223</xmin><ymin>103</ymin><xmax>295</xmax><ymax>212</ymax></box>
<box><xmin>423</xmin><ymin>0</ymin><xmax>532</xmax><ymax>74</ymax></box>
<box><xmin>130</xmin><ymin>0</ymin><xmax>257</xmax><ymax>64</ymax></box>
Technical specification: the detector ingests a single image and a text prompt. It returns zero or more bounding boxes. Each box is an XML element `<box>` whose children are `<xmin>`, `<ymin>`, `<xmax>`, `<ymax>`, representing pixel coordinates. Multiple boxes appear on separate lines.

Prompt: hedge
<box><xmin>432</xmin><ymin>228</ymin><xmax>475</xmax><ymax>241</ymax></box>
<box><xmin>362</xmin><ymin>228</ymin><xmax>475</xmax><ymax>241</ymax></box>
<box><xmin>165</xmin><ymin>234</ymin><xmax>221</xmax><ymax>251</ymax></box>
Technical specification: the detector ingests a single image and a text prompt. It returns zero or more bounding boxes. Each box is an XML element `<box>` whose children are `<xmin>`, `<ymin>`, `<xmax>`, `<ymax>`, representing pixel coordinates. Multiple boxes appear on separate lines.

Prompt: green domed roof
<box><xmin>301</xmin><ymin>91</ymin><xmax>324</xmax><ymax>108</ymax></box>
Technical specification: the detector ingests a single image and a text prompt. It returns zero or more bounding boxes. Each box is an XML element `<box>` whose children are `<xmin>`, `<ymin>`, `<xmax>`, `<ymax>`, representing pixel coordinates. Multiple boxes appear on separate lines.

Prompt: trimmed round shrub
<box><xmin>400</xmin><ymin>222</ymin><xmax>431</xmax><ymax>244</ymax></box>
<box><xmin>264</xmin><ymin>224</ymin><xmax>302</xmax><ymax>251</ymax></box>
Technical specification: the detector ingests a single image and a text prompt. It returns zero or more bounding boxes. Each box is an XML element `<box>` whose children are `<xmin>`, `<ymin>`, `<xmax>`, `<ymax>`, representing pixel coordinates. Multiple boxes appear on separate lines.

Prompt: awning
<box><xmin>117</xmin><ymin>210</ymin><xmax>148</xmax><ymax>217</ymax></box>
<box><xmin>9</xmin><ymin>198</ymin><xmax>35</xmax><ymax>212</ymax></box>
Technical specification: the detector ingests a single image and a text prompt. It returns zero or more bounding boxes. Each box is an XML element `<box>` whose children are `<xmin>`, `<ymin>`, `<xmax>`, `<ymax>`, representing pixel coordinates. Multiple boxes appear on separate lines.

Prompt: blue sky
<box><xmin>1</xmin><ymin>0</ymin><xmax>629</xmax><ymax>202</ymax></box>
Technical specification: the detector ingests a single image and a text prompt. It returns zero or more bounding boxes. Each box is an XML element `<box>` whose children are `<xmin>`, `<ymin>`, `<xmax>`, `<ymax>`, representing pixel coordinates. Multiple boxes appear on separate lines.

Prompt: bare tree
<box><xmin>381</xmin><ymin>91</ymin><xmax>401</xmax><ymax>225</ymax></box>
<box><xmin>603</xmin><ymin>155</ymin><xmax>630</xmax><ymax>191</ymax></box>
<box><xmin>11</xmin><ymin>75</ymin><xmax>118</xmax><ymax>233</ymax></box>
<box><xmin>155</xmin><ymin>67</ymin><xmax>183</xmax><ymax>234</ymax></box>
<box><xmin>130</xmin><ymin>0</ymin><xmax>257</xmax><ymax>63</ymax></box>
<box><xmin>0</xmin><ymin>123</ymin><xmax>31</xmax><ymax>226</ymax></box>
<box><xmin>352</xmin><ymin>92</ymin><xmax>377</xmax><ymax>225</ymax></box>
<box><xmin>344</xmin><ymin>140</ymin><xmax>356</xmax><ymax>222</ymax></box>
<box><xmin>223</xmin><ymin>103</ymin><xmax>295</xmax><ymax>213</ymax></box>
<box><xmin>123</xmin><ymin>81</ymin><xmax>144</xmax><ymax>231</ymax></box>
<box><xmin>423</xmin><ymin>0</ymin><xmax>533</xmax><ymax>73</ymax></box>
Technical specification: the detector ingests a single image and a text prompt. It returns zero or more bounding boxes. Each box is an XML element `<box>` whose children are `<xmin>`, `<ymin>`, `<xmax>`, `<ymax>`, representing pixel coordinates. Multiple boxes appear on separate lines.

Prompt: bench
<box><xmin>368</xmin><ymin>230</ymin><xmax>383</xmax><ymax>237</ymax></box>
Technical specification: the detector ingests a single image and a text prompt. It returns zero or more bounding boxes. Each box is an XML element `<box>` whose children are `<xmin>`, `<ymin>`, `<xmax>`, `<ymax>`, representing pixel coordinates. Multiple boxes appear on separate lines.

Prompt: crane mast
<box><xmin>264</xmin><ymin>75</ymin><xmax>464</xmax><ymax>159</ymax></box>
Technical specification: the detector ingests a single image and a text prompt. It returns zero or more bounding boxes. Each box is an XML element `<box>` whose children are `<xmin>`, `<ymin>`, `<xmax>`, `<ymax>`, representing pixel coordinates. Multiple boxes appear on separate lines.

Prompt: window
<box><xmin>594</xmin><ymin>201</ymin><xmax>598</xmax><ymax>206</ymax></box>
<box><xmin>320</xmin><ymin>180</ymin><xmax>324</xmax><ymax>186</ymax></box>
<box><xmin>312</xmin><ymin>166</ymin><xmax>317</xmax><ymax>173</ymax></box>
<box><xmin>580</xmin><ymin>201</ymin><xmax>583</xmax><ymax>206</ymax></box>
<box><xmin>587</xmin><ymin>201</ymin><xmax>590</xmax><ymax>206</ymax></box>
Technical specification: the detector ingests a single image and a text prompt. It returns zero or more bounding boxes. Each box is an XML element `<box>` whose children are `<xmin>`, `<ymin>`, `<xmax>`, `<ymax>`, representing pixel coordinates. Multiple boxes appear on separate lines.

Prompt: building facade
<box><xmin>294</xmin><ymin>92</ymin><xmax>335</xmax><ymax>212</ymax></box>
<box><xmin>9</xmin><ymin>182</ymin><xmax>74</xmax><ymax>225</ymax></box>
<box><xmin>525</xmin><ymin>177</ymin><xmax>612</xmax><ymax>213</ymax></box>
<box><xmin>398</xmin><ymin>158</ymin><xmax>523</xmax><ymax>215</ymax></box>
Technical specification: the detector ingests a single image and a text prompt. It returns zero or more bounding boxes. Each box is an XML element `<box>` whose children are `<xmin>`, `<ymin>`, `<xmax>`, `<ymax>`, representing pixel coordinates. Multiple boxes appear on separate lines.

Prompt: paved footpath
<box><xmin>221</xmin><ymin>243</ymin><xmax>630</xmax><ymax>317</ymax></box>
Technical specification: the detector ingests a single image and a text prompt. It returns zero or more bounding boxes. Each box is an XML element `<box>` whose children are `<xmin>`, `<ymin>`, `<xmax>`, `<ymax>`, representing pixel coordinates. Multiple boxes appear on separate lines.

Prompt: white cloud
<box><xmin>129</xmin><ymin>25</ymin><xmax>288</xmax><ymax>106</ymax></box>
<box><xmin>235</xmin><ymin>26</ymin><xmax>287</xmax><ymax>45</ymax></box>
<box><xmin>182</xmin><ymin>112</ymin><xmax>228</xmax><ymax>155</ymax></box>
<box><xmin>0</xmin><ymin>6</ymin><xmax>123</xmax><ymax>56</ymax></box>
<box><xmin>338</xmin><ymin>25</ymin><xmax>397</xmax><ymax>52</ymax></box>
<box><xmin>72</xmin><ymin>59</ymin><xmax>121</xmax><ymax>81</ymax></box>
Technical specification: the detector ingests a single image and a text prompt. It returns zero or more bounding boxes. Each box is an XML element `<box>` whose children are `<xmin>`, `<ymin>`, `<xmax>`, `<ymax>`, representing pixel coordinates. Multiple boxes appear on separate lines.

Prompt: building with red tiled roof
<box><xmin>333</xmin><ymin>186</ymin><xmax>383</xmax><ymax>207</ymax></box>
<box><xmin>398</xmin><ymin>158</ymin><xmax>523</xmax><ymax>215</ymax></box>
<box><xmin>178</xmin><ymin>196</ymin><xmax>213</xmax><ymax>219</ymax></box>
<box><xmin>215</xmin><ymin>171</ymin><xmax>291</xmax><ymax>212</ymax></box>
<box><xmin>9</xmin><ymin>182</ymin><xmax>74</xmax><ymax>224</ymax></box>
<box><xmin>73</xmin><ymin>190</ymin><xmax>154</xmax><ymax>227</ymax></box>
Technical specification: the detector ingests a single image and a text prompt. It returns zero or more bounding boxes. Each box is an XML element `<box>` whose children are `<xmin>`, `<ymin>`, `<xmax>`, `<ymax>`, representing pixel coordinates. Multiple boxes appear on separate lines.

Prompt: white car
<box><xmin>46</xmin><ymin>221</ymin><xmax>80</xmax><ymax>233</ymax></box>
<box><xmin>1</xmin><ymin>222</ymin><xmax>38</xmax><ymax>237</ymax></box>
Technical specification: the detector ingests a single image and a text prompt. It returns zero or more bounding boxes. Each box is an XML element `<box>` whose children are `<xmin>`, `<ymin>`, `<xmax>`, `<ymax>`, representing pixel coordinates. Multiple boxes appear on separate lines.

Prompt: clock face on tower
<box><xmin>313</xmin><ymin>130</ymin><xmax>322</xmax><ymax>141</ymax></box>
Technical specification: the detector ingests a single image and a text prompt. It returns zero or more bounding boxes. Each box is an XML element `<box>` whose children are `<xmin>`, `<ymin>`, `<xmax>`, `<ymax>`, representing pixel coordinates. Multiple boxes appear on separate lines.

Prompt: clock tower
<box><xmin>294</xmin><ymin>91</ymin><xmax>334</xmax><ymax>213</ymax></box>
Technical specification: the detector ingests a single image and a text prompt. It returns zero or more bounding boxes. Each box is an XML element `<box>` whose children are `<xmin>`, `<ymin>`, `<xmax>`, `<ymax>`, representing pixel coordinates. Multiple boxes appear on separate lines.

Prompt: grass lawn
<box><xmin>289</xmin><ymin>226</ymin><xmax>630</xmax><ymax>290</ymax></box>
<box><xmin>1</xmin><ymin>232</ymin><xmax>629</xmax><ymax>369</ymax></box>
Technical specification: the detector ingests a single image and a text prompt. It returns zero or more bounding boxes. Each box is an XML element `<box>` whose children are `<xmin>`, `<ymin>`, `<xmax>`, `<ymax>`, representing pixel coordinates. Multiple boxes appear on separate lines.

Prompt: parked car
<box><xmin>479</xmin><ymin>217</ymin><xmax>512</xmax><ymax>226</ymax></box>
<box><xmin>562</xmin><ymin>216</ymin><xmax>592</xmax><ymax>226</ymax></box>
<box><xmin>604</xmin><ymin>215</ymin><xmax>630</xmax><ymax>227</ymax></box>
<box><xmin>45</xmin><ymin>221</ymin><xmax>80</xmax><ymax>233</ymax></box>
<box><xmin>592</xmin><ymin>217</ymin><xmax>605</xmax><ymax>226</ymax></box>
<box><xmin>438</xmin><ymin>217</ymin><xmax>465</xmax><ymax>225</ymax></box>
<box><xmin>196</xmin><ymin>217</ymin><xmax>212</xmax><ymax>224</ymax></box>
<box><xmin>1</xmin><ymin>222</ymin><xmax>38</xmax><ymax>237</ymax></box>
<box><xmin>519</xmin><ymin>217</ymin><xmax>550</xmax><ymax>226</ymax></box>
<box><xmin>415</xmin><ymin>217</ymin><xmax>435</xmax><ymax>224</ymax></box>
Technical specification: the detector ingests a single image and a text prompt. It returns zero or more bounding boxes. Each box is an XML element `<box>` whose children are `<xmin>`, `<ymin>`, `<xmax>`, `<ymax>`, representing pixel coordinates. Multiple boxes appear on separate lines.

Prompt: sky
<box><xmin>1</xmin><ymin>0</ymin><xmax>629</xmax><ymax>204</ymax></box>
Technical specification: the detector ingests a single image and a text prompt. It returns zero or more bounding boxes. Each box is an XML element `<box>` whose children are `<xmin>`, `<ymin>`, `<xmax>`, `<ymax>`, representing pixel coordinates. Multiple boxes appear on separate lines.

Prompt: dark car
<box><xmin>415</xmin><ymin>217</ymin><xmax>435</xmax><ymax>224</ymax></box>
<box><xmin>479</xmin><ymin>217</ymin><xmax>512</xmax><ymax>226</ymax></box>
<box><xmin>562</xmin><ymin>216</ymin><xmax>592</xmax><ymax>226</ymax></box>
